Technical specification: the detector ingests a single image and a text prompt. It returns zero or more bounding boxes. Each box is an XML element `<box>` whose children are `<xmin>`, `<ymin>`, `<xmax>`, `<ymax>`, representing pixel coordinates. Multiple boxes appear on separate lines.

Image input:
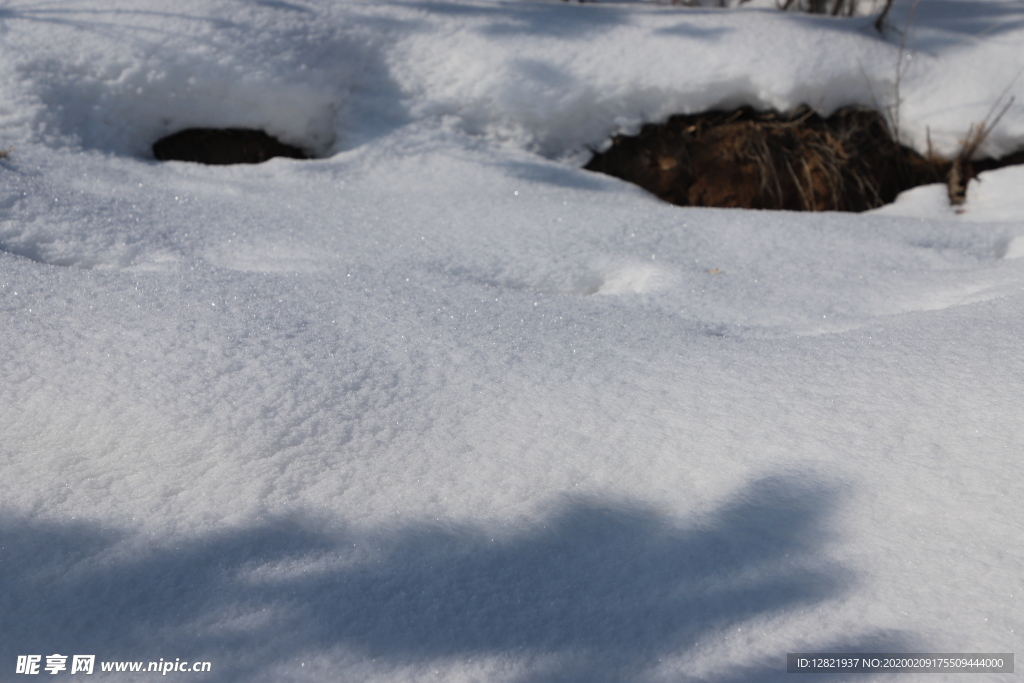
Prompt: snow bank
<box><xmin>3</xmin><ymin>0</ymin><xmax>1023</xmax><ymax>160</ymax></box>
<box><xmin>2</xmin><ymin>1</ymin><xmax>1023</xmax><ymax>681</ymax></box>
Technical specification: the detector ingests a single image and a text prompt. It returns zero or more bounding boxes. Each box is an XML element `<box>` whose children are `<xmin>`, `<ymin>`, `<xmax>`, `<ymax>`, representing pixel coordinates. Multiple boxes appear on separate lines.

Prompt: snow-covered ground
<box><xmin>2</xmin><ymin>0</ymin><xmax>1023</xmax><ymax>680</ymax></box>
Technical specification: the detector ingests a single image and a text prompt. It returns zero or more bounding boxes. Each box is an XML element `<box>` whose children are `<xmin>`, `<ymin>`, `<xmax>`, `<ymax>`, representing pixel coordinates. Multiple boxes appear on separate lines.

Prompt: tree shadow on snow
<box><xmin>887</xmin><ymin>0</ymin><xmax>1024</xmax><ymax>51</ymax></box>
<box><xmin>779</xmin><ymin>0</ymin><xmax>1024</xmax><ymax>51</ymax></box>
<box><xmin>0</xmin><ymin>475</ymin><xmax>910</xmax><ymax>681</ymax></box>
<box><xmin>405</xmin><ymin>0</ymin><xmax>634</xmax><ymax>39</ymax></box>
<box><xmin>0</xmin><ymin>4</ymin><xmax>242</xmax><ymax>38</ymax></box>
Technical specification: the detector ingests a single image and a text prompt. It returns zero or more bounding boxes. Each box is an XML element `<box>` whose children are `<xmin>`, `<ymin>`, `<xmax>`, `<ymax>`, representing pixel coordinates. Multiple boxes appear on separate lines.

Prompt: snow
<box><xmin>1</xmin><ymin>0</ymin><xmax>1023</xmax><ymax>680</ymax></box>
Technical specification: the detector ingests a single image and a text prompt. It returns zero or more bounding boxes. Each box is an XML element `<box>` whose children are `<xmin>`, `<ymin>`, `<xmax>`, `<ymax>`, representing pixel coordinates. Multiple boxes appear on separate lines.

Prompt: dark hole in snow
<box><xmin>585</xmin><ymin>106</ymin><xmax>1024</xmax><ymax>212</ymax></box>
<box><xmin>152</xmin><ymin>128</ymin><xmax>309</xmax><ymax>165</ymax></box>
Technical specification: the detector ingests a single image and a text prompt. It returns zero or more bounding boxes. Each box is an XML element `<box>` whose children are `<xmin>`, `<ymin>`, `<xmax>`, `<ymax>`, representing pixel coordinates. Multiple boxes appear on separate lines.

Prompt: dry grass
<box><xmin>946</xmin><ymin>96</ymin><xmax>1015</xmax><ymax>205</ymax></box>
<box><xmin>585</xmin><ymin>106</ymin><xmax>946</xmax><ymax>212</ymax></box>
<box><xmin>585</xmin><ymin>104</ymin><xmax>1024</xmax><ymax>212</ymax></box>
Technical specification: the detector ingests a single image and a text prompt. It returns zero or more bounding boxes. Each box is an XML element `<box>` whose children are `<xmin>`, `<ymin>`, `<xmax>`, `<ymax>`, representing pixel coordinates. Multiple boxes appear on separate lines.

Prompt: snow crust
<box><xmin>2</xmin><ymin>1</ymin><xmax>1023</xmax><ymax>681</ymax></box>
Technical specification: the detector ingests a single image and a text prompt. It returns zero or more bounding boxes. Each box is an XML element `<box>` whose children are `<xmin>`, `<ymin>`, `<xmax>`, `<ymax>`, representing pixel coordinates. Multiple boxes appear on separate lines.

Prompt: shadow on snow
<box><xmin>0</xmin><ymin>475</ymin><xmax>909</xmax><ymax>681</ymax></box>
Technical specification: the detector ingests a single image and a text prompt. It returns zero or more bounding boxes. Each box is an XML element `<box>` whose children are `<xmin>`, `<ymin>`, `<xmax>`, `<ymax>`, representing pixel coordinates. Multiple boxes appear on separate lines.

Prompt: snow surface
<box><xmin>1</xmin><ymin>0</ymin><xmax>1023</xmax><ymax>681</ymax></box>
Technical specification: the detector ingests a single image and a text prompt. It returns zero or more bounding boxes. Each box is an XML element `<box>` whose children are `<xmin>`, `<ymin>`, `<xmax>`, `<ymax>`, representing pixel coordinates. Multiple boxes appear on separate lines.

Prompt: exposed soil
<box><xmin>585</xmin><ymin>107</ymin><xmax>1022</xmax><ymax>212</ymax></box>
<box><xmin>152</xmin><ymin>128</ymin><xmax>308</xmax><ymax>165</ymax></box>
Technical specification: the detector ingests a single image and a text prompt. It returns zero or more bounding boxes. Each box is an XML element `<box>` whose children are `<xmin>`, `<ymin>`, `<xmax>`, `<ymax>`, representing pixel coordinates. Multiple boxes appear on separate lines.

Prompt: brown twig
<box><xmin>874</xmin><ymin>0</ymin><xmax>896</xmax><ymax>33</ymax></box>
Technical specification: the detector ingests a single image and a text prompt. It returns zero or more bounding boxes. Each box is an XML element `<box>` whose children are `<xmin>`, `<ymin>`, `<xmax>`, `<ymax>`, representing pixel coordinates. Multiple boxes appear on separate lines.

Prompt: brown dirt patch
<box><xmin>152</xmin><ymin>128</ymin><xmax>308</xmax><ymax>165</ymax></box>
<box><xmin>584</xmin><ymin>107</ymin><xmax>1020</xmax><ymax>212</ymax></box>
